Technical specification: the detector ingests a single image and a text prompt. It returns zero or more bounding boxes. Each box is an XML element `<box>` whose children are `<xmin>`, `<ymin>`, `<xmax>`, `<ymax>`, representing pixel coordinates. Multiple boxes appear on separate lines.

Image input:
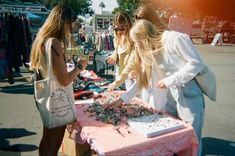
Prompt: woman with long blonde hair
<box><xmin>106</xmin><ymin>11</ymin><xmax>135</xmax><ymax>91</ymax></box>
<box><xmin>106</xmin><ymin>19</ymin><xmax>205</xmax><ymax>155</ymax></box>
<box><xmin>30</xmin><ymin>4</ymin><xmax>87</xmax><ymax>156</ymax></box>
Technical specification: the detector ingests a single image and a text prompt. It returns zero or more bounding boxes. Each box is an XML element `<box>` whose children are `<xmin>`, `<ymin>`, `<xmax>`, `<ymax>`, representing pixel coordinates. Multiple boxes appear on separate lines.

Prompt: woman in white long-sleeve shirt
<box><xmin>106</xmin><ymin>19</ymin><xmax>205</xmax><ymax>155</ymax></box>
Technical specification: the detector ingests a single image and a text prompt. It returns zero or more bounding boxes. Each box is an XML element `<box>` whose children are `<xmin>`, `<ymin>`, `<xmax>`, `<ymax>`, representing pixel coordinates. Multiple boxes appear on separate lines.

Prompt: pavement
<box><xmin>0</xmin><ymin>44</ymin><xmax>235</xmax><ymax>156</ymax></box>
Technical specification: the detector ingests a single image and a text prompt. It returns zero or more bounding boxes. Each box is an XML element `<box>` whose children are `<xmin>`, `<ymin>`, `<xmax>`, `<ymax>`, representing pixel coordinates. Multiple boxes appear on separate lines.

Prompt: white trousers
<box><xmin>167</xmin><ymin>80</ymin><xmax>205</xmax><ymax>156</ymax></box>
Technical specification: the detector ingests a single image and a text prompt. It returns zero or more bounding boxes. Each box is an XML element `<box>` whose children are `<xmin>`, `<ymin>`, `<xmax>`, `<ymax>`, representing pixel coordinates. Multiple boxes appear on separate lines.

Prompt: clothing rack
<box><xmin>0</xmin><ymin>5</ymin><xmax>37</xmax><ymax>84</ymax></box>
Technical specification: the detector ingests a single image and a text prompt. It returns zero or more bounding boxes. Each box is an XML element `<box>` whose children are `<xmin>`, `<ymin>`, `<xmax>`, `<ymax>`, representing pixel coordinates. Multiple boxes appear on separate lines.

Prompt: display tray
<box><xmin>128</xmin><ymin>113</ymin><xmax>185</xmax><ymax>138</ymax></box>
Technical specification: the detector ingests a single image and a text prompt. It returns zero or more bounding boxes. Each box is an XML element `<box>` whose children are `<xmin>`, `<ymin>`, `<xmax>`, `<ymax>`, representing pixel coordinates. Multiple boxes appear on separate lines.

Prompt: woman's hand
<box><xmin>106</xmin><ymin>57</ymin><xmax>116</xmax><ymax>64</ymax></box>
<box><xmin>156</xmin><ymin>80</ymin><xmax>166</xmax><ymax>89</ymax></box>
<box><xmin>77</xmin><ymin>59</ymin><xmax>88</xmax><ymax>71</ymax></box>
<box><xmin>107</xmin><ymin>81</ymin><xmax>117</xmax><ymax>91</ymax></box>
<box><xmin>104</xmin><ymin>98</ymin><xmax>123</xmax><ymax>109</ymax></box>
<box><xmin>128</xmin><ymin>70</ymin><xmax>138</xmax><ymax>80</ymax></box>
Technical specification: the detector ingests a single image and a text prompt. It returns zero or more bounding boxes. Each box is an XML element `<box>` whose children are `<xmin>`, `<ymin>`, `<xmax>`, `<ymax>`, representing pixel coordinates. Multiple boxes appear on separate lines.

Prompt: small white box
<box><xmin>128</xmin><ymin>114</ymin><xmax>185</xmax><ymax>138</ymax></box>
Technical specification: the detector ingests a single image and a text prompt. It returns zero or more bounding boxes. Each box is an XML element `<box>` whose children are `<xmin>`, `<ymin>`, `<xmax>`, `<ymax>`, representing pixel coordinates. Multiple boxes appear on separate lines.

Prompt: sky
<box><xmin>91</xmin><ymin>0</ymin><xmax>118</xmax><ymax>14</ymax></box>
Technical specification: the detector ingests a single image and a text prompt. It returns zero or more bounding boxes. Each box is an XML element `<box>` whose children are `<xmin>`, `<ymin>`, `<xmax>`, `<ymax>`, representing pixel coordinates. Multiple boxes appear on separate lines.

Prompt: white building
<box><xmin>92</xmin><ymin>11</ymin><xmax>114</xmax><ymax>32</ymax></box>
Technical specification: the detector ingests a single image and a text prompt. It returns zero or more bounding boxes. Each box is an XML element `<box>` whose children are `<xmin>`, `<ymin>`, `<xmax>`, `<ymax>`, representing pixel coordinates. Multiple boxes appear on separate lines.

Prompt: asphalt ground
<box><xmin>0</xmin><ymin>44</ymin><xmax>235</xmax><ymax>156</ymax></box>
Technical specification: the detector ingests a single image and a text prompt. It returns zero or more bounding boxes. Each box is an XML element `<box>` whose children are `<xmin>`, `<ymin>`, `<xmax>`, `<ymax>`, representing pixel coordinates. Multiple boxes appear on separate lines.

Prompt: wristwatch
<box><xmin>76</xmin><ymin>63</ymin><xmax>83</xmax><ymax>70</ymax></box>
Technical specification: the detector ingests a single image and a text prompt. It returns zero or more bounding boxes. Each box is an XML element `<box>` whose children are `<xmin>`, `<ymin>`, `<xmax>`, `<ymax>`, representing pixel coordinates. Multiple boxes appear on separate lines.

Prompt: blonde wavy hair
<box><xmin>130</xmin><ymin>19</ymin><xmax>166</xmax><ymax>89</ymax></box>
<box><xmin>113</xmin><ymin>11</ymin><xmax>133</xmax><ymax>52</ymax></box>
<box><xmin>30</xmin><ymin>4</ymin><xmax>76</xmax><ymax>71</ymax></box>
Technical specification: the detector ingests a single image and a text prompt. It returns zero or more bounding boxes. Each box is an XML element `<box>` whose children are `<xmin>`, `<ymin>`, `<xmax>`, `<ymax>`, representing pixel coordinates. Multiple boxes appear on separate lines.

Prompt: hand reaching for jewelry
<box><xmin>107</xmin><ymin>81</ymin><xmax>116</xmax><ymax>91</ymax></box>
<box><xmin>156</xmin><ymin>80</ymin><xmax>166</xmax><ymax>89</ymax></box>
<box><xmin>128</xmin><ymin>70</ymin><xmax>138</xmax><ymax>80</ymax></box>
<box><xmin>106</xmin><ymin>57</ymin><xmax>116</xmax><ymax>65</ymax></box>
<box><xmin>104</xmin><ymin>98</ymin><xmax>123</xmax><ymax>109</ymax></box>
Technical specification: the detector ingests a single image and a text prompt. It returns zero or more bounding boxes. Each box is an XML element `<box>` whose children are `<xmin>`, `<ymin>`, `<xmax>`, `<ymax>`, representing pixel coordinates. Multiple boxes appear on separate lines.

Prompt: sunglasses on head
<box><xmin>135</xmin><ymin>14</ymin><xmax>143</xmax><ymax>20</ymax></box>
<box><xmin>114</xmin><ymin>25</ymin><xmax>126</xmax><ymax>32</ymax></box>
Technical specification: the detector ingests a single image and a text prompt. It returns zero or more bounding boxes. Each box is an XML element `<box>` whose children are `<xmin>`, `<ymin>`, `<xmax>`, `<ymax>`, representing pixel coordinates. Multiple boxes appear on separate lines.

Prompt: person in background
<box><xmin>30</xmin><ymin>4</ymin><xmax>87</xmax><ymax>156</ymax></box>
<box><xmin>106</xmin><ymin>19</ymin><xmax>205</xmax><ymax>156</ymax></box>
<box><xmin>79</xmin><ymin>32</ymin><xmax>86</xmax><ymax>43</ymax></box>
<box><xmin>106</xmin><ymin>11</ymin><xmax>135</xmax><ymax>91</ymax></box>
<box><xmin>134</xmin><ymin>4</ymin><xmax>168</xmax><ymax>30</ymax></box>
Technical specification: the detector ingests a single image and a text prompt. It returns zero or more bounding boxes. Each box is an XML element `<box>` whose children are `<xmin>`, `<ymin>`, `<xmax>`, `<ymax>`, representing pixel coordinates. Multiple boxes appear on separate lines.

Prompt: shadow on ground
<box><xmin>202</xmin><ymin>137</ymin><xmax>235</xmax><ymax>156</ymax></box>
<box><xmin>0</xmin><ymin>128</ymin><xmax>38</xmax><ymax>152</ymax></box>
<box><xmin>0</xmin><ymin>82</ymin><xmax>33</xmax><ymax>95</ymax></box>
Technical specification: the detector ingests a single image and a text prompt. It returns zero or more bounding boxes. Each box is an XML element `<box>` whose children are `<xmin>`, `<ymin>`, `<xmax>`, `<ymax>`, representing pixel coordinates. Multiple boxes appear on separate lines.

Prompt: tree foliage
<box><xmin>113</xmin><ymin>0</ymin><xmax>141</xmax><ymax>16</ymax></box>
<box><xmin>36</xmin><ymin>0</ymin><xmax>94</xmax><ymax>16</ymax></box>
<box><xmin>99</xmin><ymin>2</ymin><xmax>105</xmax><ymax>9</ymax></box>
<box><xmin>99</xmin><ymin>2</ymin><xmax>105</xmax><ymax>13</ymax></box>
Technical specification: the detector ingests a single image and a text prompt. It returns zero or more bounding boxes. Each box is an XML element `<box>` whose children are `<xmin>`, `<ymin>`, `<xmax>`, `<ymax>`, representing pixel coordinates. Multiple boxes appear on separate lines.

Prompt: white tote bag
<box><xmin>34</xmin><ymin>38</ymin><xmax>77</xmax><ymax>129</ymax></box>
<box><xmin>195</xmin><ymin>65</ymin><xmax>217</xmax><ymax>102</ymax></box>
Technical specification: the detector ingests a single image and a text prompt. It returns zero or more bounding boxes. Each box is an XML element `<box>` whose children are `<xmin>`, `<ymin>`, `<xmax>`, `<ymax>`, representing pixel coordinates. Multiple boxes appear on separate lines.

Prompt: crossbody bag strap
<box><xmin>45</xmin><ymin>38</ymin><xmax>54</xmax><ymax>81</ymax></box>
<box><xmin>33</xmin><ymin>38</ymin><xmax>53</xmax><ymax>83</ymax></box>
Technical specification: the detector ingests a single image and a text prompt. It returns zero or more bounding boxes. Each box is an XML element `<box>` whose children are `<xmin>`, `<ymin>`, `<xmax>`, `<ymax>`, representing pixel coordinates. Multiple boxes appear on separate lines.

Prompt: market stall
<box><xmin>60</xmin><ymin>92</ymin><xmax>198</xmax><ymax>156</ymax></box>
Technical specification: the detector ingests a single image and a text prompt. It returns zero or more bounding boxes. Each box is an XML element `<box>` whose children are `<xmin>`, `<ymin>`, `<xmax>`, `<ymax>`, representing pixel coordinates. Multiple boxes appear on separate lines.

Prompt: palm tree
<box><xmin>99</xmin><ymin>2</ymin><xmax>105</xmax><ymax>13</ymax></box>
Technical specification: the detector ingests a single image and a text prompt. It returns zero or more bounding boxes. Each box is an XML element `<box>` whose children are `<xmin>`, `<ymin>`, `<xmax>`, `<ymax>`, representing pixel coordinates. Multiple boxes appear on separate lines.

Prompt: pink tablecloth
<box><xmin>71</xmin><ymin>99</ymin><xmax>198</xmax><ymax>156</ymax></box>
